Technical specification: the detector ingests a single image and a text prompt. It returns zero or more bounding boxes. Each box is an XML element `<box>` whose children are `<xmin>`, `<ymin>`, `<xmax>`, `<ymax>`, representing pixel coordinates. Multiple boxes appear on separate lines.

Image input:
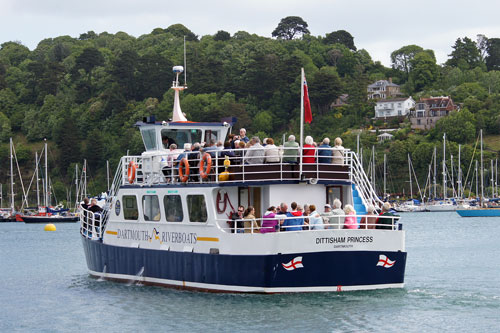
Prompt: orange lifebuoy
<box><xmin>179</xmin><ymin>158</ymin><xmax>190</xmax><ymax>182</ymax></box>
<box><xmin>199</xmin><ymin>153</ymin><xmax>212</xmax><ymax>179</ymax></box>
<box><xmin>127</xmin><ymin>161</ymin><xmax>137</xmax><ymax>184</ymax></box>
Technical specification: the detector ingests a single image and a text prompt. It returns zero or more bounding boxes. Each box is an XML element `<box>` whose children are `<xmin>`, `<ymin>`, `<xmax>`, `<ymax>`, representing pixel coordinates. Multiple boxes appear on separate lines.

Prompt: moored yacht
<box><xmin>79</xmin><ymin>67</ymin><xmax>407</xmax><ymax>293</ymax></box>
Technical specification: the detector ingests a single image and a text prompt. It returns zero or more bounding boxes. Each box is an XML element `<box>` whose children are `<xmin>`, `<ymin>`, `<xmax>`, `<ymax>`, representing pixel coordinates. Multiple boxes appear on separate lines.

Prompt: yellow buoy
<box><xmin>44</xmin><ymin>223</ymin><xmax>56</xmax><ymax>231</ymax></box>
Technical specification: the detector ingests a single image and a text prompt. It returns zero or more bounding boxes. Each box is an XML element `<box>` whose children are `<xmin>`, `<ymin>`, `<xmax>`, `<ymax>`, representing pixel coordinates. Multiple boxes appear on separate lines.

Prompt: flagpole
<box><xmin>299</xmin><ymin>68</ymin><xmax>304</xmax><ymax>179</ymax></box>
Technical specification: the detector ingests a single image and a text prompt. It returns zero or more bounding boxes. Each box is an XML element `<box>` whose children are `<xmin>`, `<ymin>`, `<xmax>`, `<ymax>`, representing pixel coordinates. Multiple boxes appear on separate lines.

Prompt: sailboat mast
<box><xmin>106</xmin><ymin>160</ymin><xmax>110</xmax><ymax>192</ymax></box>
<box><xmin>10</xmin><ymin>138</ymin><xmax>14</xmax><ymax>215</ymax></box>
<box><xmin>480</xmin><ymin>129</ymin><xmax>484</xmax><ymax>205</ymax></box>
<box><xmin>35</xmin><ymin>151</ymin><xmax>40</xmax><ymax>207</ymax></box>
<box><xmin>475</xmin><ymin>160</ymin><xmax>479</xmax><ymax>199</ymax></box>
<box><xmin>451</xmin><ymin>154</ymin><xmax>454</xmax><ymax>196</ymax></box>
<box><xmin>443</xmin><ymin>133</ymin><xmax>446</xmax><ymax>200</ymax></box>
<box><xmin>84</xmin><ymin>159</ymin><xmax>87</xmax><ymax>199</ymax></box>
<box><xmin>458</xmin><ymin>145</ymin><xmax>462</xmax><ymax>199</ymax></box>
<box><xmin>75</xmin><ymin>164</ymin><xmax>79</xmax><ymax>207</ymax></box>
<box><xmin>408</xmin><ymin>154</ymin><xmax>413</xmax><ymax>199</ymax></box>
<box><xmin>433</xmin><ymin>146</ymin><xmax>437</xmax><ymax>199</ymax></box>
<box><xmin>491</xmin><ymin>160</ymin><xmax>494</xmax><ymax>198</ymax></box>
<box><xmin>44</xmin><ymin>139</ymin><xmax>48</xmax><ymax>208</ymax></box>
<box><xmin>372</xmin><ymin>145</ymin><xmax>375</xmax><ymax>192</ymax></box>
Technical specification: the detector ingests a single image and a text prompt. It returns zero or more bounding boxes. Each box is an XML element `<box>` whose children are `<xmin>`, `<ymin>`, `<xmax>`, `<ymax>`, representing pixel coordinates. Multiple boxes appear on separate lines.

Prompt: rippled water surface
<box><xmin>1</xmin><ymin>212</ymin><xmax>499</xmax><ymax>332</ymax></box>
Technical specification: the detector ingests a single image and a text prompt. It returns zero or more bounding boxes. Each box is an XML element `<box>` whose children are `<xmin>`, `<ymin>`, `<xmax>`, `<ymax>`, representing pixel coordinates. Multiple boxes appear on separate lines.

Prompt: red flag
<box><xmin>303</xmin><ymin>75</ymin><xmax>312</xmax><ymax>124</ymax></box>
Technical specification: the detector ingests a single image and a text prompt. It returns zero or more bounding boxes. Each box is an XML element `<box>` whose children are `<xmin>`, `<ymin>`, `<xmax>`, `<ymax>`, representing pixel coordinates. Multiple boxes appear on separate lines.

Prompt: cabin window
<box><xmin>142</xmin><ymin>195</ymin><xmax>160</xmax><ymax>221</ymax></box>
<box><xmin>141</xmin><ymin>129</ymin><xmax>157</xmax><ymax>151</ymax></box>
<box><xmin>187</xmin><ymin>195</ymin><xmax>208</xmax><ymax>223</ymax></box>
<box><xmin>123</xmin><ymin>195</ymin><xmax>139</xmax><ymax>220</ymax></box>
<box><xmin>161</xmin><ymin>129</ymin><xmax>202</xmax><ymax>148</ymax></box>
<box><xmin>164</xmin><ymin>195</ymin><xmax>183</xmax><ymax>222</ymax></box>
<box><xmin>204</xmin><ymin>130</ymin><xmax>218</xmax><ymax>146</ymax></box>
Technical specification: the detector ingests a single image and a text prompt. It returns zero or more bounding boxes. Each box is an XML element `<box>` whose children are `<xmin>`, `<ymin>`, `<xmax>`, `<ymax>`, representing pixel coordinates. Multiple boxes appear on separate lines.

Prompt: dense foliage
<box><xmin>1</xmin><ymin>19</ymin><xmax>500</xmax><ymax>204</ymax></box>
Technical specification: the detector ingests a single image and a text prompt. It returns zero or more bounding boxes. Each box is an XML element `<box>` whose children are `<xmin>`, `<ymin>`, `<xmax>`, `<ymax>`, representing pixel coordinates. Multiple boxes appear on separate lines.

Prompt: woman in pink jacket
<box><xmin>343</xmin><ymin>204</ymin><xmax>358</xmax><ymax>229</ymax></box>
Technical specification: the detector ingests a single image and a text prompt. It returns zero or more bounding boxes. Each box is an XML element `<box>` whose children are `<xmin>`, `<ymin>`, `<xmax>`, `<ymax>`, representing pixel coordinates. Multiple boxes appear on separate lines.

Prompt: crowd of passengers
<box><xmin>160</xmin><ymin>128</ymin><xmax>347</xmax><ymax>180</ymax></box>
<box><xmin>228</xmin><ymin>200</ymin><xmax>397</xmax><ymax>233</ymax></box>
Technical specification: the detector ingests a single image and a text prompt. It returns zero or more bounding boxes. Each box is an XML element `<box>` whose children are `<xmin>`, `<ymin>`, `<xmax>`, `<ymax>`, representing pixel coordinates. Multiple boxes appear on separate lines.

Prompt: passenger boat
<box><xmin>79</xmin><ymin>67</ymin><xmax>407</xmax><ymax>293</ymax></box>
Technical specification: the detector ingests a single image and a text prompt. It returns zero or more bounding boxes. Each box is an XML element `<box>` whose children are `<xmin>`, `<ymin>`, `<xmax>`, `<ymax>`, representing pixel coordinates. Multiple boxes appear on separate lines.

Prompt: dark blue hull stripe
<box><xmin>82</xmin><ymin>237</ymin><xmax>406</xmax><ymax>289</ymax></box>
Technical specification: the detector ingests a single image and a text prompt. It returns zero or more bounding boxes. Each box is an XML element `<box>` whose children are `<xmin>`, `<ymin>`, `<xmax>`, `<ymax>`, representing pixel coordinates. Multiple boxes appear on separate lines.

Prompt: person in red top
<box><xmin>303</xmin><ymin>135</ymin><xmax>316</xmax><ymax>163</ymax></box>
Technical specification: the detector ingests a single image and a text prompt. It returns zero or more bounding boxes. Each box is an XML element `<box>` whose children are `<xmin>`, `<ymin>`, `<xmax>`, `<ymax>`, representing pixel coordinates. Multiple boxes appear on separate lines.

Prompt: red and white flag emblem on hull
<box><xmin>282</xmin><ymin>256</ymin><xmax>304</xmax><ymax>271</ymax></box>
<box><xmin>377</xmin><ymin>254</ymin><xmax>396</xmax><ymax>268</ymax></box>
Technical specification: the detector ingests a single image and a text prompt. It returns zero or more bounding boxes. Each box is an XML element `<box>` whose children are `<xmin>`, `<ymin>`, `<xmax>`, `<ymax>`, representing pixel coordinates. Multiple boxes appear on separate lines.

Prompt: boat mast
<box><xmin>480</xmin><ymin>129</ymin><xmax>484</xmax><ymax>206</ymax></box>
<box><xmin>496</xmin><ymin>159</ymin><xmax>498</xmax><ymax>198</ymax></box>
<box><xmin>35</xmin><ymin>151</ymin><xmax>40</xmax><ymax>207</ymax></box>
<box><xmin>408</xmin><ymin>154</ymin><xmax>413</xmax><ymax>200</ymax></box>
<box><xmin>84</xmin><ymin>159</ymin><xmax>87</xmax><ymax>199</ymax></box>
<box><xmin>10</xmin><ymin>137</ymin><xmax>14</xmax><ymax>215</ymax></box>
<box><xmin>458</xmin><ymin>145</ymin><xmax>462</xmax><ymax>199</ymax></box>
<box><xmin>451</xmin><ymin>154</ymin><xmax>454</xmax><ymax>197</ymax></box>
<box><xmin>475</xmin><ymin>160</ymin><xmax>479</xmax><ymax>199</ymax></box>
<box><xmin>443</xmin><ymin>133</ymin><xmax>446</xmax><ymax>200</ymax></box>
<box><xmin>44</xmin><ymin>139</ymin><xmax>48</xmax><ymax>208</ymax></box>
<box><xmin>75</xmin><ymin>164</ymin><xmax>79</xmax><ymax>207</ymax></box>
<box><xmin>433</xmin><ymin>146</ymin><xmax>437</xmax><ymax>200</ymax></box>
<box><xmin>491</xmin><ymin>160</ymin><xmax>494</xmax><ymax>198</ymax></box>
<box><xmin>383</xmin><ymin>153</ymin><xmax>386</xmax><ymax>200</ymax></box>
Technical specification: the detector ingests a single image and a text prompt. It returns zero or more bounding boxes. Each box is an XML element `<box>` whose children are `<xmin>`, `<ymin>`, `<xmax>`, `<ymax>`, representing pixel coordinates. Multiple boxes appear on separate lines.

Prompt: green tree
<box><xmin>408</xmin><ymin>52</ymin><xmax>439</xmax><ymax>92</ymax></box>
<box><xmin>214</xmin><ymin>30</ymin><xmax>231</xmax><ymax>41</ymax></box>
<box><xmin>485</xmin><ymin>38</ymin><xmax>500</xmax><ymax>71</ymax></box>
<box><xmin>446</xmin><ymin>37</ymin><xmax>483</xmax><ymax>70</ymax></box>
<box><xmin>390</xmin><ymin>45</ymin><xmax>424</xmax><ymax>77</ymax></box>
<box><xmin>309</xmin><ymin>67</ymin><xmax>343</xmax><ymax>113</ymax></box>
<box><xmin>165</xmin><ymin>24</ymin><xmax>198</xmax><ymax>41</ymax></box>
<box><xmin>72</xmin><ymin>47</ymin><xmax>105</xmax><ymax>100</ymax></box>
<box><xmin>324</xmin><ymin>30</ymin><xmax>356</xmax><ymax>50</ymax></box>
<box><xmin>272</xmin><ymin>16</ymin><xmax>310</xmax><ymax>40</ymax></box>
<box><xmin>431</xmin><ymin>108</ymin><xmax>476</xmax><ymax>143</ymax></box>
<box><xmin>0</xmin><ymin>41</ymin><xmax>30</xmax><ymax>66</ymax></box>
<box><xmin>0</xmin><ymin>112</ymin><xmax>12</xmax><ymax>142</ymax></box>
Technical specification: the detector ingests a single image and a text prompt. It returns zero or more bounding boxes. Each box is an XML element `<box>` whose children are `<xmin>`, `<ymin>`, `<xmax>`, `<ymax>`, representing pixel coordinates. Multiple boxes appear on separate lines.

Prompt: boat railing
<box><xmin>215</xmin><ymin>214</ymin><xmax>401</xmax><ymax>234</ymax></box>
<box><xmin>347</xmin><ymin>152</ymin><xmax>383</xmax><ymax>208</ymax></box>
<box><xmin>79</xmin><ymin>207</ymin><xmax>104</xmax><ymax>240</ymax></box>
<box><xmin>120</xmin><ymin>147</ymin><xmax>360</xmax><ymax>186</ymax></box>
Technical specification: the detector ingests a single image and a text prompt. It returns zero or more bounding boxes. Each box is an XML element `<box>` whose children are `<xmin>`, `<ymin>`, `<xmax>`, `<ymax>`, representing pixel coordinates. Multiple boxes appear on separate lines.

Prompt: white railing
<box><xmin>217</xmin><ymin>214</ymin><xmax>401</xmax><ymax>234</ymax></box>
<box><xmin>119</xmin><ymin>147</ymin><xmax>355</xmax><ymax>186</ymax></box>
<box><xmin>80</xmin><ymin>207</ymin><xmax>104</xmax><ymax>239</ymax></box>
<box><xmin>346</xmin><ymin>151</ymin><xmax>384</xmax><ymax>209</ymax></box>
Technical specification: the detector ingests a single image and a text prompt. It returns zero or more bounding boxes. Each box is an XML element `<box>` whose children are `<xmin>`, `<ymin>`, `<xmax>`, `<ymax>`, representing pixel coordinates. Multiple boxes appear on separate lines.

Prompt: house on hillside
<box><xmin>374</xmin><ymin>97</ymin><xmax>415</xmax><ymax>119</ymax></box>
<box><xmin>409</xmin><ymin>96</ymin><xmax>458</xmax><ymax>130</ymax></box>
<box><xmin>367</xmin><ymin>78</ymin><xmax>402</xmax><ymax>99</ymax></box>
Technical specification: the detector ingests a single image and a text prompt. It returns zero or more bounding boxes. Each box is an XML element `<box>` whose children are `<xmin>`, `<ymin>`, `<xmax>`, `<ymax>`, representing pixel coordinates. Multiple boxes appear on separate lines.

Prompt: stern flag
<box><xmin>303</xmin><ymin>73</ymin><xmax>312</xmax><ymax>124</ymax></box>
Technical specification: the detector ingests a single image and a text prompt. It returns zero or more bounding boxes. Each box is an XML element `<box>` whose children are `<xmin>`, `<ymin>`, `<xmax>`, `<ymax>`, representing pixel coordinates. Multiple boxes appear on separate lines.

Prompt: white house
<box><xmin>375</xmin><ymin>97</ymin><xmax>415</xmax><ymax>119</ymax></box>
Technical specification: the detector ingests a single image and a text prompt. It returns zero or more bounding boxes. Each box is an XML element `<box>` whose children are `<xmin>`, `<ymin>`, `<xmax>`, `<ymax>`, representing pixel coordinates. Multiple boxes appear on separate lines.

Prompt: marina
<box><xmin>1</xmin><ymin>212</ymin><xmax>498</xmax><ymax>331</ymax></box>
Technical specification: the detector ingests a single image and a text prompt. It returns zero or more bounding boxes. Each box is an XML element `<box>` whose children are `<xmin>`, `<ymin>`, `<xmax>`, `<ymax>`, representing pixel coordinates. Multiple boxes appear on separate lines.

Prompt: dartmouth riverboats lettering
<box><xmin>117</xmin><ymin>228</ymin><xmax>197</xmax><ymax>244</ymax></box>
<box><xmin>315</xmin><ymin>236</ymin><xmax>373</xmax><ymax>245</ymax></box>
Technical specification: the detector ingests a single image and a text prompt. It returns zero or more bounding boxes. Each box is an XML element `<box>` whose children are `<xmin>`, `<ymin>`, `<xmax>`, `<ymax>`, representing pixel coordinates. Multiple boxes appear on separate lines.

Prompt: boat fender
<box><xmin>179</xmin><ymin>158</ymin><xmax>190</xmax><ymax>182</ymax></box>
<box><xmin>199</xmin><ymin>153</ymin><xmax>212</xmax><ymax>179</ymax></box>
<box><xmin>127</xmin><ymin>161</ymin><xmax>137</xmax><ymax>184</ymax></box>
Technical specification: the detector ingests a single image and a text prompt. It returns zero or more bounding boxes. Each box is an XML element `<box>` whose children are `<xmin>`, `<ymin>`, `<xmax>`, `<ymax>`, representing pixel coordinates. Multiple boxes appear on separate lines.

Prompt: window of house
<box><xmin>398</xmin><ymin>110</ymin><xmax>402</xmax><ymax>116</ymax></box>
<box><xmin>417</xmin><ymin>119</ymin><xmax>421</xmax><ymax>125</ymax></box>
<box><xmin>164</xmin><ymin>195</ymin><xmax>184</xmax><ymax>222</ymax></box>
<box><xmin>142</xmin><ymin>195</ymin><xmax>160</xmax><ymax>221</ymax></box>
<box><xmin>123</xmin><ymin>195</ymin><xmax>139</xmax><ymax>220</ymax></box>
<box><xmin>187</xmin><ymin>195</ymin><xmax>208</xmax><ymax>222</ymax></box>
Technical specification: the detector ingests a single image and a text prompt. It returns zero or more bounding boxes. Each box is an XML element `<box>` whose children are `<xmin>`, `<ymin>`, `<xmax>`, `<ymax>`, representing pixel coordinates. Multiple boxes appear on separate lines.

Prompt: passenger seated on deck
<box><xmin>307</xmin><ymin>204</ymin><xmax>324</xmax><ymax>230</ymax></box>
<box><xmin>260</xmin><ymin>206</ymin><xmax>278</xmax><ymax>233</ymax></box>
<box><xmin>343</xmin><ymin>204</ymin><xmax>358</xmax><ymax>229</ymax></box>
<box><xmin>317</xmin><ymin>138</ymin><xmax>333</xmax><ymax>164</ymax></box>
<box><xmin>163</xmin><ymin>143</ymin><xmax>178</xmax><ymax>182</ymax></box>
<box><xmin>321</xmin><ymin>204</ymin><xmax>334</xmax><ymax>229</ymax></box>
<box><xmin>376</xmin><ymin>202</ymin><xmax>396</xmax><ymax>230</ymax></box>
<box><xmin>188</xmin><ymin>143</ymin><xmax>201</xmax><ymax>181</ymax></box>
<box><xmin>332</xmin><ymin>137</ymin><xmax>345</xmax><ymax>165</ymax></box>
<box><xmin>243</xmin><ymin>206</ymin><xmax>259</xmax><ymax>233</ymax></box>
<box><xmin>264</xmin><ymin>138</ymin><xmax>280</xmax><ymax>163</ymax></box>
<box><xmin>228</xmin><ymin>205</ymin><xmax>245</xmax><ymax>233</ymax></box>
<box><xmin>360</xmin><ymin>204</ymin><xmax>377</xmax><ymax>229</ymax></box>
<box><xmin>283</xmin><ymin>202</ymin><xmax>304</xmax><ymax>231</ymax></box>
<box><xmin>303</xmin><ymin>136</ymin><xmax>316</xmax><ymax>164</ymax></box>
<box><xmin>330</xmin><ymin>199</ymin><xmax>345</xmax><ymax>229</ymax></box>
<box><xmin>244</xmin><ymin>137</ymin><xmax>265</xmax><ymax>164</ymax></box>
<box><xmin>282</xmin><ymin>135</ymin><xmax>299</xmax><ymax>163</ymax></box>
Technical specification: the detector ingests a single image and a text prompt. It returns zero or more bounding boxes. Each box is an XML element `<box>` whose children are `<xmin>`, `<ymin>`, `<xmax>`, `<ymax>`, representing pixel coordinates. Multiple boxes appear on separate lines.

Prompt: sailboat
<box><xmin>457</xmin><ymin>130</ymin><xmax>500</xmax><ymax>217</ymax></box>
<box><xmin>425</xmin><ymin>133</ymin><xmax>457</xmax><ymax>212</ymax></box>
<box><xmin>0</xmin><ymin>138</ymin><xmax>17</xmax><ymax>222</ymax></box>
<box><xmin>17</xmin><ymin>140</ymin><xmax>78</xmax><ymax>223</ymax></box>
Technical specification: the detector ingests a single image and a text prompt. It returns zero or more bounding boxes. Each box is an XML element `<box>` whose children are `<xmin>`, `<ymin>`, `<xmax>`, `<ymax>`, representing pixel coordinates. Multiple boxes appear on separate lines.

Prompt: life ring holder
<box><xmin>199</xmin><ymin>153</ymin><xmax>212</xmax><ymax>179</ymax></box>
<box><xmin>178</xmin><ymin>158</ymin><xmax>190</xmax><ymax>183</ymax></box>
<box><xmin>127</xmin><ymin>161</ymin><xmax>137</xmax><ymax>184</ymax></box>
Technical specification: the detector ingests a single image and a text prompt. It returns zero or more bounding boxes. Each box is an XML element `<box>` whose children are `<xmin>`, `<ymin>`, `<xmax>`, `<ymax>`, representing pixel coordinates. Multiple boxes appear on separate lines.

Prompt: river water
<box><xmin>1</xmin><ymin>212</ymin><xmax>499</xmax><ymax>332</ymax></box>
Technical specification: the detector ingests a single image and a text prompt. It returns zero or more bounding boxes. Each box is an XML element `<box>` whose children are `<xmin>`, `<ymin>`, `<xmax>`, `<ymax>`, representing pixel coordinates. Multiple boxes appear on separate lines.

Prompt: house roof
<box><xmin>376</xmin><ymin>97</ymin><xmax>414</xmax><ymax>103</ymax></box>
<box><xmin>368</xmin><ymin>80</ymin><xmax>400</xmax><ymax>88</ymax></box>
<box><xmin>377</xmin><ymin>133</ymin><xmax>394</xmax><ymax>138</ymax></box>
